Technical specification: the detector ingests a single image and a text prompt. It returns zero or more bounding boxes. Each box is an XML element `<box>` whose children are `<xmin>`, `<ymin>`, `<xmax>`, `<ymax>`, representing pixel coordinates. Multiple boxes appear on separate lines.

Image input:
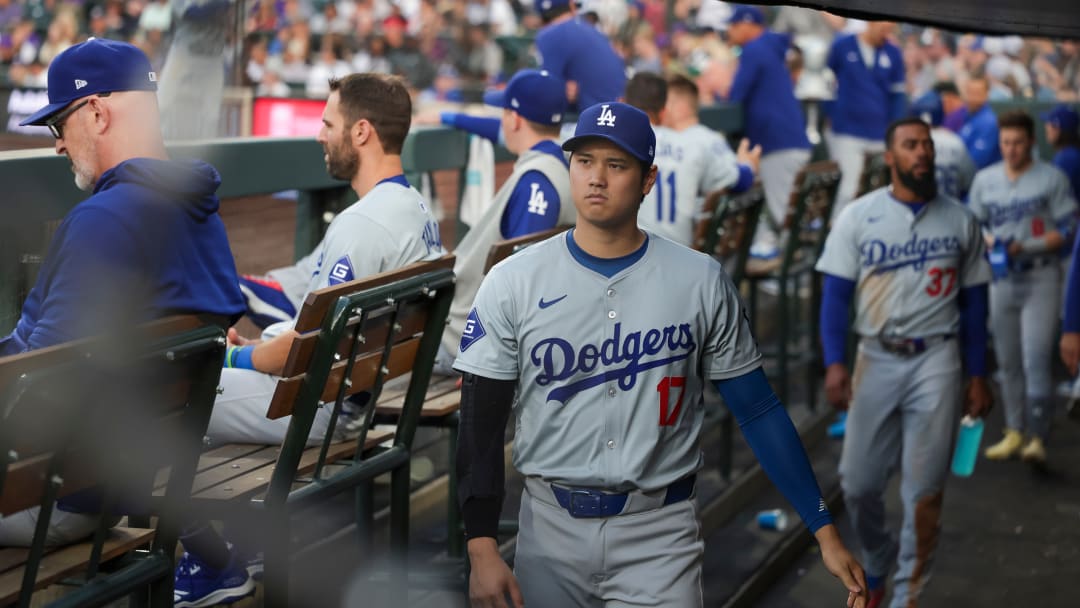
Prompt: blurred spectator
<box><xmin>534</xmin><ymin>0</ymin><xmax>626</xmax><ymax>110</ymax></box>
<box><xmin>384</xmin><ymin>13</ymin><xmax>435</xmax><ymax>90</ymax></box>
<box><xmin>937</xmin><ymin>81</ymin><xmax>966</xmax><ymax>132</ymax></box>
<box><xmin>458</xmin><ymin>22</ymin><xmax>502</xmax><ymax>85</ymax></box>
<box><xmin>139</xmin><ymin>0</ymin><xmax>172</xmax><ymax>34</ymax></box>
<box><xmin>310</xmin><ymin>0</ymin><xmax>351</xmax><ymax>36</ymax></box>
<box><xmin>0</xmin><ymin>0</ymin><xmax>22</xmax><ymax>31</ymax></box>
<box><xmin>257</xmin><ymin>67</ymin><xmax>292</xmax><ymax>97</ymax></box>
<box><xmin>306</xmin><ymin>38</ymin><xmax>352</xmax><ymax>97</ymax></box>
<box><xmin>352</xmin><ymin>33</ymin><xmax>392</xmax><ymax>74</ymax></box>
<box><xmin>630</xmin><ymin>29</ymin><xmax>662</xmax><ymax>74</ymax></box>
<box><xmin>418</xmin><ymin>63</ymin><xmax>464</xmax><ymax>103</ymax></box>
<box><xmin>957</xmin><ymin>75</ymin><xmax>1003</xmax><ymax>169</ymax></box>
<box><xmin>36</xmin><ymin>7</ymin><xmax>76</xmax><ymax>64</ymax></box>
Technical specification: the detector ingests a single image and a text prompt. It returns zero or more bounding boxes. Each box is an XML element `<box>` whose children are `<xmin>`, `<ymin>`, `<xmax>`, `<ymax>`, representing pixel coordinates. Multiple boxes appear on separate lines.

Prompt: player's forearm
<box><xmin>1016</xmin><ymin>230</ymin><xmax>1066</xmax><ymax>255</ymax></box>
<box><xmin>440</xmin><ymin>112</ymin><xmax>502</xmax><ymax>144</ymax></box>
<box><xmin>250</xmin><ymin>329</ymin><xmax>298</xmax><ymax>376</ymax></box>
<box><xmin>714</xmin><ymin>371</ymin><xmax>833</xmax><ymax>532</ymax></box>
<box><xmin>458</xmin><ymin>373</ymin><xmax>516</xmax><ymax>539</ymax></box>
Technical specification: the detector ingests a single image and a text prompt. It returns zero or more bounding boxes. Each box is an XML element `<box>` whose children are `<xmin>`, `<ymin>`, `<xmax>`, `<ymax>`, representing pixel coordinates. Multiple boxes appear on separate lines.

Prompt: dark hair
<box><xmin>885</xmin><ymin>116</ymin><xmax>931</xmax><ymax>148</ymax></box>
<box><xmin>998</xmin><ymin>110</ymin><xmax>1034</xmax><ymax>139</ymax></box>
<box><xmin>666</xmin><ymin>74</ymin><xmax>699</xmax><ymax>105</ymax></box>
<box><xmin>539</xmin><ymin>5</ymin><xmax>571</xmax><ymax>24</ymax></box>
<box><xmin>932</xmin><ymin>81</ymin><xmax>959</xmax><ymax>97</ymax></box>
<box><xmin>328</xmin><ymin>73</ymin><xmax>412</xmax><ymax>154</ymax></box>
<box><xmin>624</xmin><ymin>72</ymin><xmax>667</xmax><ymax>117</ymax></box>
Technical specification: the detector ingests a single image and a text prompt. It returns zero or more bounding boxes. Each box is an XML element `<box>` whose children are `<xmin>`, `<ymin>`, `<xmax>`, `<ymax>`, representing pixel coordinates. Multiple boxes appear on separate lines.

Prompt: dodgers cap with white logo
<box><xmin>483</xmin><ymin>69</ymin><xmax>568</xmax><ymax>126</ymax></box>
<box><xmin>20</xmin><ymin>38</ymin><xmax>158</xmax><ymax>126</ymax></box>
<box><xmin>1041</xmin><ymin>104</ymin><xmax>1079</xmax><ymax>133</ymax></box>
<box><xmin>909</xmin><ymin>92</ymin><xmax>944</xmax><ymax>127</ymax></box>
<box><xmin>534</xmin><ymin>0</ymin><xmax>571</xmax><ymax>12</ymax></box>
<box><xmin>562</xmin><ymin>101</ymin><xmax>656</xmax><ymax>165</ymax></box>
<box><xmin>727</xmin><ymin>5</ymin><xmax>765</xmax><ymax>26</ymax></box>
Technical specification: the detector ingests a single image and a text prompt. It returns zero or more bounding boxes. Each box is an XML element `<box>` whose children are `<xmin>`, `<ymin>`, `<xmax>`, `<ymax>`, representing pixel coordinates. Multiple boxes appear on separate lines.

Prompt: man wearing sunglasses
<box><xmin>0</xmin><ymin>38</ymin><xmax>245</xmax><ymax>543</ymax></box>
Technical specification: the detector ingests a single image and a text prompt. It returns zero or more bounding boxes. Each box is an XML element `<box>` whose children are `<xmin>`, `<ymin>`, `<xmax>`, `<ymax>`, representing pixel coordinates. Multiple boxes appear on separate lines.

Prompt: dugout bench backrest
<box><xmin>170</xmin><ymin>256</ymin><xmax>455</xmax><ymax>608</ymax></box>
<box><xmin>0</xmin><ymin>317</ymin><xmax>227</xmax><ymax>608</ymax></box>
<box><xmin>697</xmin><ymin>184</ymin><xmax>766</xmax><ymax>287</ymax></box>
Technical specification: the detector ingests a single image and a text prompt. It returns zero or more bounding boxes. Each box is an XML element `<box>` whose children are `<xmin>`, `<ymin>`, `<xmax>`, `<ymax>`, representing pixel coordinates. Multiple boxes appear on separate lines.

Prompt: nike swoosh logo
<box><xmin>538</xmin><ymin>295</ymin><xmax>567</xmax><ymax>309</ymax></box>
<box><xmin>867</xmin><ymin>216</ymin><xmax>883</xmax><ymax>223</ymax></box>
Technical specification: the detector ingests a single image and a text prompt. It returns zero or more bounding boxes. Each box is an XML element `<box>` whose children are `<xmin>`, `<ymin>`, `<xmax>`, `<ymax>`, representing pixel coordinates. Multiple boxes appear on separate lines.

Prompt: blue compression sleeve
<box><xmin>732</xmin><ymin>164</ymin><xmax>754</xmax><ymax>193</ymax></box>
<box><xmin>440</xmin><ymin>112</ymin><xmax>501</xmax><ymax>144</ymax></box>
<box><xmin>714</xmin><ymin>369</ymin><xmax>832</xmax><ymax>532</ymax></box>
<box><xmin>821</xmin><ymin>274</ymin><xmax>856</xmax><ymax>367</ymax></box>
<box><xmin>958</xmin><ymin>285</ymin><xmax>988</xmax><ymax>376</ymax></box>
<box><xmin>1066</xmin><ymin>235</ymin><xmax>1080</xmax><ymax>333</ymax></box>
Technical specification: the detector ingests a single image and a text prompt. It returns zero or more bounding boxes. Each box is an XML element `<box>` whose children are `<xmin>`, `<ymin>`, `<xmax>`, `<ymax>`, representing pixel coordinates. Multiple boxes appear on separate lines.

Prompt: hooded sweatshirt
<box><xmin>0</xmin><ymin>158</ymin><xmax>245</xmax><ymax>356</ymax></box>
<box><xmin>727</xmin><ymin>30</ymin><xmax>810</xmax><ymax>155</ymax></box>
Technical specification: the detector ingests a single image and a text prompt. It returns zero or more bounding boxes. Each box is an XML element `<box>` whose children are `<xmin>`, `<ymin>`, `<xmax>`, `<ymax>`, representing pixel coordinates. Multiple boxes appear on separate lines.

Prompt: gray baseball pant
<box><xmin>515</xmin><ymin>480</ymin><xmax>704</xmax><ymax>607</ymax></box>
<box><xmin>755</xmin><ymin>148</ymin><xmax>811</xmax><ymax>247</ymax></box>
<box><xmin>840</xmin><ymin>339</ymin><xmax>962</xmax><ymax>608</ymax></box>
<box><xmin>205</xmin><ymin>368</ymin><xmax>333</xmax><ymax>446</ymax></box>
<box><xmin>826</xmin><ymin>130</ymin><xmax>884</xmax><ymax>217</ymax></box>
<box><xmin>989</xmin><ymin>264</ymin><xmax>1061</xmax><ymax>440</ymax></box>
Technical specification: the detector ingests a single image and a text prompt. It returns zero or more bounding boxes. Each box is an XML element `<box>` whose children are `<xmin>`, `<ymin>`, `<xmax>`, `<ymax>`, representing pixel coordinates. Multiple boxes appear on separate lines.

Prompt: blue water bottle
<box><xmin>951</xmin><ymin>415</ymin><xmax>984</xmax><ymax>477</ymax></box>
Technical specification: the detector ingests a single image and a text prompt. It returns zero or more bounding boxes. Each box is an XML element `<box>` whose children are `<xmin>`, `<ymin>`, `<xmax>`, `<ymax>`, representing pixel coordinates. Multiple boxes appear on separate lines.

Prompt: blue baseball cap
<box><xmin>1041</xmin><ymin>105</ymin><xmax>1079</xmax><ymax>133</ymax></box>
<box><xmin>534</xmin><ymin>0</ymin><xmax>570</xmax><ymax>12</ymax></box>
<box><xmin>727</xmin><ymin>5</ymin><xmax>765</xmax><ymax>25</ymax></box>
<box><xmin>483</xmin><ymin>69</ymin><xmax>567</xmax><ymax>125</ymax></box>
<box><xmin>562</xmin><ymin>102</ymin><xmax>655</xmax><ymax>164</ymax></box>
<box><xmin>910</xmin><ymin>92</ymin><xmax>944</xmax><ymax>127</ymax></box>
<box><xmin>20</xmin><ymin>38</ymin><xmax>158</xmax><ymax>126</ymax></box>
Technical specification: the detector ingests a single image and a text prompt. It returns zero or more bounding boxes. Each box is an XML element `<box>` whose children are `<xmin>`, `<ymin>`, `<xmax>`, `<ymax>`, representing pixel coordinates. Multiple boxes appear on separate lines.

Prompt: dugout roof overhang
<box><xmin>759</xmin><ymin>1</ymin><xmax>1079</xmax><ymax>38</ymax></box>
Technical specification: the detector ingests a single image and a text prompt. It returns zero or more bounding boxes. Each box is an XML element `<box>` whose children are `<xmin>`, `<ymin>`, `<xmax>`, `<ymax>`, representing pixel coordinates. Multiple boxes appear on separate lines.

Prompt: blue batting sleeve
<box><xmin>1065</xmin><ymin>235</ymin><xmax>1080</xmax><ymax>333</ymax></box>
<box><xmin>440</xmin><ymin>112</ymin><xmax>502</xmax><ymax>144</ymax></box>
<box><xmin>821</xmin><ymin>274</ymin><xmax>856</xmax><ymax>367</ymax></box>
<box><xmin>888</xmin><ymin>92</ymin><xmax>908</xmax><ymax>122</ymax></box>
<box><xmin>732</xmin><ymin>164</ymin><xmax>754</xmax><ymax>193</ymax></box>
<box><xmin>957</xmin><ymin>285</ymin><xmax>988</xmax><ymax>376</ymax></box>
<box><xmin>499</xmin><ymin>171</ymin><xmax>562</xmax><ymax>238</ymax></box>
<box><xmin>714</xmin><ymin>369</ymin><xmax>832</xmax><ymax>533</ymax></box>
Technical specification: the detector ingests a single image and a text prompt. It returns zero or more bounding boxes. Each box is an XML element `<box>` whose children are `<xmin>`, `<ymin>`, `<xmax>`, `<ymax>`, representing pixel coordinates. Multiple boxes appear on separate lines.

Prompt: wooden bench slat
<box><xmin>375</xmin><ymin>376</ymin><xmax>461</xmax><ymax>418</ymax></box>
<box><xmin>267</xmin><ymin>337</ymin><xmax>421</xmax><ymax>420</ymax></box>
<box><xmin>0</xmin><ymin>527</ymin><xmax>155</xmax><ymax>606</ymax></box>
<box><xmin>193</xmin><ymin>429</ymin><xmax>395</xmax><ymax>502</ymax></box>
<box><xmin>185</xmin><ymin>447</ymin><xmax>280</xmax><ymax>496</ymax></box>
<box><xmin>152</xmin><ymin>443</ymin><xmax>270</xmax><ymax>491</ymax></box>
<box><xmin>282</xmin><ymin>300</ymin><xmax>432</xmax><ymax>379</ymax></box>
<box><xmin>483</xmin><ymin>226</ymin><xmax>569</xmax><ymax>274</ymax></box>
<box><xmin>293</xmin><ymin>256</ymin><xmax>454</xmax><ymax>333</ymax></box>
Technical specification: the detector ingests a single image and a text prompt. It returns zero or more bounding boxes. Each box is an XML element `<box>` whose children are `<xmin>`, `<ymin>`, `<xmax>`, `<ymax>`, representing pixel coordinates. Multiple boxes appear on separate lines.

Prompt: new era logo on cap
<box><xmin>20</xmin><ymin>38</ymin><xmax>158</xmax><ymax>127</ymax></box>
<box><xmin>562</xmin><ymin>101</ymin><xmax>656</xmax><ymax>165</ymax></box>
<box><xmin>482</xmin><ymin>68</ymin><xmax>568</xmax><ymax>126</ymax></box>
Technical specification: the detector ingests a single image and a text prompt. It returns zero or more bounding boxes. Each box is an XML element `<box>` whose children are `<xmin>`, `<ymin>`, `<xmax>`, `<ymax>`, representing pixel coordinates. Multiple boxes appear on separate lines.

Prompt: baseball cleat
<box><xmin>1020</xmin><ymin>437</ymin><xmax>1046</xmax><ymax>464</ymax></box>
<box><xmin>984</xmin><ymin>429</ymin><xmax>1023</xmax><ymax>460</ymax></box>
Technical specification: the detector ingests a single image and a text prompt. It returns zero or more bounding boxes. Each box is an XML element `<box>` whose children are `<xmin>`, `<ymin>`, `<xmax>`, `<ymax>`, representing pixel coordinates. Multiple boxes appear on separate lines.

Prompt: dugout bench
<box><xmin>149</xmin><ymin>257</ymin><xmax>455</xmax><ymax>607</ymax></box>
<box><xmin>0</xmin><ymin>316</ymin><xmax>228</xmax><ymax>608</ymax></box>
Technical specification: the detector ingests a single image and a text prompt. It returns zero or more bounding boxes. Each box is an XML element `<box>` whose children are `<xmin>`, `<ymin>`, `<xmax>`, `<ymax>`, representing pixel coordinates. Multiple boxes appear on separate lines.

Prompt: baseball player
<box><xmin>173</xmin><ymin>74</ymin><xmax>446</xmax><ymax>608</ymax></box>
<box><xmin>817</xmin><ymin>117</ymin><xmax>992</xmax><ymax>608</ymax></box>
<box><xmin>909</xmin><ymin>92</ymin><xmax>977</xmax><ymax>200</ymax></box>
<box><xmin>533</xmin><ymin>0</ymin><xmax>626</xmax><ymax>112</ymax></box>
<box><xmin>1042</xmin><ymin>104</ymin><xmax>1080</xmax><ymax>198</ymax></box>
<box><xmin>437</xmin><ymin>69</ymin><xmax>575</xmax><ymax>372</ymax></box>
<box><xmin>955</xmin><ymin>76</ymin><xmax>1002</xmax><ymax>170</ymax></box>
<box><xmin>826</xmin><ymin>21</ymin><xmax>907</xmax><ymax>214</ymax></box>
<box><xmin>1060</xmin><ymin>233</ymin><xmax>1080</xmax><ymax>377</ymax></box>
<box><xmin>969</xmin><ymin>111</ymin><xmax>1077</xmax><ymax>465</ymax></box>
<box><xmin>722</xmin><ymin>5</ymin><xmax>812</xmax><ymax>259</ymax></box>
<box><xmin>627</xmin><ymin>72</ymin><xmax>760</xmax><ymax>248</ymax></box>
<box><xmin>455</xmin><ymin>102</ymin><xmax>867</xmax><ymax>608</ymax></box>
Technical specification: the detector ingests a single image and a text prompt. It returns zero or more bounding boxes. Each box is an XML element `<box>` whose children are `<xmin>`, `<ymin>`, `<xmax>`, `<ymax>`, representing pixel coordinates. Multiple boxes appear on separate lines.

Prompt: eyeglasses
<box><xmin>45</xmin><ymin>92</ymin><xmax>111</xmax><ymax>139</ymax></box>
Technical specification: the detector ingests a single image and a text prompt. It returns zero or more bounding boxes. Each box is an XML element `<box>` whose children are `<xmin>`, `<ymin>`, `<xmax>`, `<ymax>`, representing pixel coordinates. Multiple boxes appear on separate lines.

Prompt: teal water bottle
<box><xmin>951</xmin><ymin>415</ymin><xmax>984</xmax><ymax>477</ymax></box>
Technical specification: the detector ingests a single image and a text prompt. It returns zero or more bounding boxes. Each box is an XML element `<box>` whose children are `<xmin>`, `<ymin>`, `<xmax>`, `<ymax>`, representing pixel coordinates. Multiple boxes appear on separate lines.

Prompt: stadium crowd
<box><xmin>1</xmin><ymin>0</ymin><xmax>1079</xmax><ymax>105</ymax></box>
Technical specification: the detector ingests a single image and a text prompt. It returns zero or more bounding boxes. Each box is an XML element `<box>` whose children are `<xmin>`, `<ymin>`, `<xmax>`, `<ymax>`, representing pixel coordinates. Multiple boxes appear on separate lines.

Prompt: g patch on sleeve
<box><xmin>327</xmin><ymin>255</ymin><xmax>355</xmax><ymax>285</ymax></box>
<box><xmin>459</xmin><ymin>308</ymin><xmax>487</xmax><ymax>352</ymax></box>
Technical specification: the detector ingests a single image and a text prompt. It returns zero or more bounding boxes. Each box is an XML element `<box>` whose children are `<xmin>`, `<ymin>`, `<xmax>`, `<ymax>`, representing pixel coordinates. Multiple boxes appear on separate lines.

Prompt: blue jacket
<box><xmin>0</xmin><ymin>158</ymin><xmax>245</xmax><ymax>356</ymax></box>
<box><xmin>536</xmin><ymin>18</ymin><xmax>626</xmax><ymax>111</ymax></box>
<box><xmin>827</xmin><ymin>34</ymin><xmax>907</xmax><ymax>140</ymax></box>
<box><xmin>1054</xmin><ymin>145</ymin><xmax>1080</xmax><ymax>199</ymax></box>
<box><xmin>727</xmin><ymin>30</ymin><xmax>810</xmax><ymax>154</ymax></box>
<box><xmin>958</xmin><ymin>104</ymin><xmax>1002</xmax><ymax>170</ymax></box>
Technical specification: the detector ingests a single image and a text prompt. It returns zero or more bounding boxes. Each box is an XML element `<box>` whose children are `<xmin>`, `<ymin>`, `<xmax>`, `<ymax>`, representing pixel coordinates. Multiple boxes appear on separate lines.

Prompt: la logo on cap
<box><xmin>597</xmin><ymin>104</ymin><xmax>616</xmax><ymax>127</ymax></box>
<box><xmin>74</xmin><ymin>79</ymin><xmax>88</xmax><ymax>90</ymax></box>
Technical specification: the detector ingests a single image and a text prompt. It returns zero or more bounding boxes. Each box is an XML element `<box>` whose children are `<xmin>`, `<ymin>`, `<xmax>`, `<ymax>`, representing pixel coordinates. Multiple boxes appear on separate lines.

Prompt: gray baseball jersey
<box><xmin>638</xmin><ymin>124</ymin><xmax>740</xmax><ymax>247</ymax></box>
<box><xmin>262</xmin><ymin>178</ymin><xmax>445</xmax><ymax>339</ymax></box>
<box><xmin>931</xmin><ymin>127</ymin><xmax>976</xmax><ymax>201</ymax></box>
<box><xmin>815</xmin><ymin>188</ymin><xmax>991</xmax><ymax>338</ymax></box>
<box><xmin>452</xmin><ymin>231</ymin><xmax>761</xmax><ymax>491</ymax></box>
<box><xmin>967</xmin><ymin>160</ymin><xmax>1077</xmax><ymax>244</ymax></box>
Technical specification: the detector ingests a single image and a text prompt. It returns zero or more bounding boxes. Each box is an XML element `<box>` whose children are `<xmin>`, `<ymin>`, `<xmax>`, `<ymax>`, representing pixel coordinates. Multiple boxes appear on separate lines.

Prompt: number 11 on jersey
<box><xmin>654</xmin><ymin>171</ymin><xmax>677</xmax><ymax>224</ymax></box>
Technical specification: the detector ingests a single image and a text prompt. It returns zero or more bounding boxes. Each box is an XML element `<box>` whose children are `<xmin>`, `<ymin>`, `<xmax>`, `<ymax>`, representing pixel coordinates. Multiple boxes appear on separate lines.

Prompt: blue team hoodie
<box><xmin>0</xmin><ymin>158</ymin><xmax>245</xmax><ymax>356</ymax></box>
<box><xmin>728</xmin><ymin>31</ymin><xmax>810</xmax><ymax>155</ymax></box>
